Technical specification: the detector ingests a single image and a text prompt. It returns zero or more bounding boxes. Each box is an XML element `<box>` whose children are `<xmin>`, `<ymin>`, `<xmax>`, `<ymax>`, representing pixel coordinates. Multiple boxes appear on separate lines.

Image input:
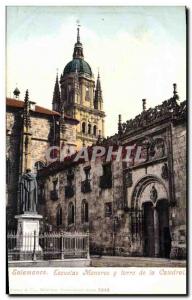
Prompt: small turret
<box><xmin>173</xmin><ymin>83</ymin><xmax>179</xmax><ymax>101</ymax></box>
<box><xmin>13</xmin><ymin>86</ymin><xmax>20</xmax><ymax>99</ymax></box>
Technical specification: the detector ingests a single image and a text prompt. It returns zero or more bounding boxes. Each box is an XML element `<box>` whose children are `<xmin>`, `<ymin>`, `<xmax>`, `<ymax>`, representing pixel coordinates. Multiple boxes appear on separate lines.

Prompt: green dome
<box><xmin>64</xmin><ymin>58</ymin><xmax>92</xmax><ymax>76</ymax></box>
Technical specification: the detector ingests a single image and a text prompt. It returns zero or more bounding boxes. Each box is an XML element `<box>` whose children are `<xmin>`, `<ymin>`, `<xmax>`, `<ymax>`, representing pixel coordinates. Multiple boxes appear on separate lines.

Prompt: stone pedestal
<box><xmin>15</xmin><ymin>213</ymin><xmax>43</xmax><ymax>259</ymax></box>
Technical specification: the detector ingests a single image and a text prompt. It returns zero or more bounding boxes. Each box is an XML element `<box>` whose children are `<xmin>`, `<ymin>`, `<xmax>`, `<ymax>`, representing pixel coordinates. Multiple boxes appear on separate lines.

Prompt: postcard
<box><xmin>6</xmin><ymin>6</ymin><xmax>187</xmax><ymax>295</ymax></box>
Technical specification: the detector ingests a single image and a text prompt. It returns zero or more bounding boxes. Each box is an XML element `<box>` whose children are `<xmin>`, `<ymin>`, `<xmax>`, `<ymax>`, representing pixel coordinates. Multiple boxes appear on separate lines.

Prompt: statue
<box><xmin>161</xmin><ymin>163</ymin><xmax>169</xmax><ymax>180</ymax></box>
<box><xmin>20</xmin><ymin>169</ymin><xmax>38</xmax><ymax>213</ymax></box>
<box><xmin>125</xmin><ymin>168</ymin><xmax>133</xmax><ymax>187</ymax></box>
<box><xmin>150</xmin><ymin>185</ymin><xmax>158</xmax><ymax>203</ymax></box>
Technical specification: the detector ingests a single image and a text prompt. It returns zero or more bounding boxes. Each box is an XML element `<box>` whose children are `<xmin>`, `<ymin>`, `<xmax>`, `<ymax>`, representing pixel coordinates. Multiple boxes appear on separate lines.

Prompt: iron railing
<box><xmin>7</xmin><ymin>231</ymin><xmax>90</xmax><ymax>261</ymax></box>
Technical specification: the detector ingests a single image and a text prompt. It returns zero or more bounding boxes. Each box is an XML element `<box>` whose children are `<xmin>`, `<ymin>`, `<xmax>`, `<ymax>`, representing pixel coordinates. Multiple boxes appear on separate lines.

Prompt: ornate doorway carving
<box><xmin>131</xmin><ymin>175</ymin><xmax>171</xmax><ymax>258</ymax></box>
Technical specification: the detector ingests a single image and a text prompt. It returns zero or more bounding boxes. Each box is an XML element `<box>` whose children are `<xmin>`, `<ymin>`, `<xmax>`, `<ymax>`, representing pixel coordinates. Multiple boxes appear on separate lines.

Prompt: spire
<box><xmin>77</xmin><ymin>25</ymin><xmax>80</xmax><ymax>43</ymax></box>
<box><xmin>94</xmin><ymin>71</ymin><xmax>103</xmax><ymax>110</ymax></box>
<box><xmin>118</xmin><ymin>114</ymin><xmax>123</xmax><ymax>135</ymax></box>
<box><xmin>73</xmin><ymin>24</ymin><xmax>84</xmax><ymax>59</ymax></box>
<box><xmin>142</xmin><ymin>99</ymin><xmax>146</xmax><ymax>111</ymax></box>
<box><xmin>23</xmin><ymin>89</ymin><xmax>31</xmax><ymax>128</ymax></box>
<box><xmin>52</xmin><ymin>71</ymin><xmax>61</xmax><ymax>112</ymax></box>
<box><xmin>96</xmin><ymin>71</ymin><xmax>101</xmax><ymax>91</ymax></box>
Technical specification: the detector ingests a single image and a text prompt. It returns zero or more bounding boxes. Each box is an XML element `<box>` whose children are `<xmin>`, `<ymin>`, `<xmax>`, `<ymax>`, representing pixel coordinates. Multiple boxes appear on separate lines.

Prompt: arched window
<box><xmin>88</xmin><ymin>124</ymin><xmax>91</xmax><ymax>135</ymax></box>
<box><xmin>56</xmin><ymin>206</ymin><xmax>62</xmax><ymax>226</ymax></box>
<box><xmin>85</xmin><ymin>86</ymin><xmax>90</xmax><ymax>101</ymax></box>
<box><xmin>68</xmin><ymin>202</ymin><xmax>75</xmax><ymax>225</ymax></box>
<box><xmin>93</xmin><ymin>125</ymin><xmax>97</xmax><ymax>136</ymax></box>
<box><xmin>81</xmin><ymin>200</ymin><xmax>89</xmax><ymax>223</ymax></box>
<box><xmin>34</xmin><ymin>161</ymin><xmax>45</xmax><ymax>171</ymax></box>
<box><xmin>82</xmin><ymin>122</ymin><xmax>86</xmax><ymax>134</ymax></box>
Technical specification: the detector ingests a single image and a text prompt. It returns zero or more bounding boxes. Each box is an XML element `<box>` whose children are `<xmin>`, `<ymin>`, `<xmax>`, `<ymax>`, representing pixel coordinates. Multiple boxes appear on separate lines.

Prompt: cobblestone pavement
<box><xmin>91</xmin><ymin>256</ymin><xmax>186</xmax><ymax>267</ymax></box>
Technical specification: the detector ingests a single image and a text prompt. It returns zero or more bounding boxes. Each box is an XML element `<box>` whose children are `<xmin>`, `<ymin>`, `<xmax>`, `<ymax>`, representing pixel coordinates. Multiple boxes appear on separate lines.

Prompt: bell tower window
<box><xmin>82</xmin><ymin>122</ymin><xmax>86</xmax><ymax>134</ymax></box>
<box><xmin>88</xmin><ymin>124</ymin><xmax>91</xmax><ymax>135</ymax></box>
<box><xmin>93</xmin><ymin>125</ymin><xmax>97</xmax><ymax>136</ymax></box>
<box><xmin>85</xmin><ymin>86</ymin><xmax>90</xmax><ymax>101</ymax></box>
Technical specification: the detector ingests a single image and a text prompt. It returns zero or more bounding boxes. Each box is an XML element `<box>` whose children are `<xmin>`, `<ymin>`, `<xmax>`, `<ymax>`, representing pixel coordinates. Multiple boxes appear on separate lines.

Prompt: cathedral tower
<box><xmin>59</xmin><ymin>26</ymin><xmax>105</xmax><ymax>148</ymax></box>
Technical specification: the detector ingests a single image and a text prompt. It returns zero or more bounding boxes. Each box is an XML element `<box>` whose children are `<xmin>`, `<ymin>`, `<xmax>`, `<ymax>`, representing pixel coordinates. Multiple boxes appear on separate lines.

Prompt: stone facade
<box><xmin>6</xmin><ymin>27</ymin><xmax>186</xmax><ymax>260</ymax></box>
<box><xmin>36</xmin><ymin>94</ymin><xmax>186</xmax><ymax>259</ymax></box>
<box><xmin>6</xmin><ymin>98</ymin><xmax>79</xmax><ymax>228</ymax></box>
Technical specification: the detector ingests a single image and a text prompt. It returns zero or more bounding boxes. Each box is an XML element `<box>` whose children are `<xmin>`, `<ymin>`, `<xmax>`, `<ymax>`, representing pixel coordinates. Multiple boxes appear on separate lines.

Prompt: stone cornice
<box><xmin>73</xmin><ymin>103</ymin><xmax>105</xmax><ymax>117</ymax></box>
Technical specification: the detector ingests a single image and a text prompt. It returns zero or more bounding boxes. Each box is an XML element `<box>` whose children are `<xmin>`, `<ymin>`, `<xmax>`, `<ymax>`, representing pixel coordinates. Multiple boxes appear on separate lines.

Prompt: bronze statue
<box><xmin>20</xmin><ymin>169</ymin><xmax>38</xmax><ymax>213</ymax></box>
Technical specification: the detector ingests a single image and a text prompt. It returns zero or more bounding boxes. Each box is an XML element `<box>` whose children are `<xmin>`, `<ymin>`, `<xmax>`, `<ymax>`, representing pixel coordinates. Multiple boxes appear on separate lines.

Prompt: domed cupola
<box><xmin>63</xmin><ymin>26</ymin><xmax>93</xmax><ymax>77</ymax></box>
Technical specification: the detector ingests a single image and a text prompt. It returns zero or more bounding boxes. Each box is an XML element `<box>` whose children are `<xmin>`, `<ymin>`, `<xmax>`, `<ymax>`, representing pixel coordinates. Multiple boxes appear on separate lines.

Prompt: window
<box><xmin>50</xmin><ymin>177</ymin><xmax>59</xmax><ymax>201</ymax></box>
<box><xmin>81</xmin><ymin>167</ymin><xmax>91</xmax><ymax>193</ymax></box>
<box><xmin>103</xmin><ymin>163</ymin><xmax>112</xmax><ymax>177</ymax></box>
<box><xmin>56</xmin><ymin>206</ymin><xmax>62</xmax><ymax>226</ymax></box>
<box><xmin>65</xmin><ymin>169</ymin><xmax>74</xmax><ymax>198</ymax></box>
<box><xmin>88</xmin><ymin>124</ymin><xmax>91</xmax><ymax>135</ymax></box>
<box><xmin>84</xmin><ymin>166</ymin><xmax>91</xmax><ymax>180</ymax></box>
<box><xmin>82</xmin><ymin>122</ymin><xmax>86</xmax><ymax>134</ymax></box>
<box><xmin>93</xmin><ymin>125</ymin><xmax>97</xmax><ymax>136</ymax></box>
<box><xmin>38</xmin><ymin>179</ymin><xmax>45</xmax><ymax>204</ymax></box>
<box><xmin>34</xmin><ymin>161</ymin><xmax>45</xmax><ymax>171</ymax></box>
<box><xmin>81</xmin><ymin>200</ymin><xmax>89</xmax><ymax>223</ymax></box>
<box><xmin>68</xmin><ymin>202</ymin><xmax>75</xmax><ymax>225</ymax></box>
<box><xmin>85</xmin><ymin>86</ymin><xmax>90</xmax><ymax>101</ymax></box>
<box><xmin>100</xmin><ymin>163</ymin><xmax>112</xmax><ymax>189</ymax></box>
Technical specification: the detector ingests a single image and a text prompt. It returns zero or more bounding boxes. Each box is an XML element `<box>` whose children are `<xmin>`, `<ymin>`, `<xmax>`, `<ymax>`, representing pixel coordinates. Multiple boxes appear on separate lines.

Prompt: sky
<box><xmin>6</xmin><ymin>6</ymin><xmax>186</xmax><ymax>136</ymax></box>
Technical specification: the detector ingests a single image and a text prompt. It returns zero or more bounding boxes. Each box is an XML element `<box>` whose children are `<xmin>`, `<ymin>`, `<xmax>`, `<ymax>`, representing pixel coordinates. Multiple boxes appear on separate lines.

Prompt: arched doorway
<box><xmin>131</xmin><ymin>175</ymin><xmax>171</xmax><ymax>258</ymax></box>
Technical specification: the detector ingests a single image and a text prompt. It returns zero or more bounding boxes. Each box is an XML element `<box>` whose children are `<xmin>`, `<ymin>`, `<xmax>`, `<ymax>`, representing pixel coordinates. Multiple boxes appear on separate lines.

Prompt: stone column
<box><xmin>154</xmin><ymin>207</ymin><xmax>159</xmax><ymax>257</ymax></box>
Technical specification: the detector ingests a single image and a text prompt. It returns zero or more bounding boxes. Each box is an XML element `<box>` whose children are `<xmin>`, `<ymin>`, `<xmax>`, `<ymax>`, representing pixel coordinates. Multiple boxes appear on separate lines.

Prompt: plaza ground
<box><xmin>9</xmin><ymin>256</ymin><xmax>186</xmax><ymax>268</ymax></box>
<box><xmin>90</xmin><ymin>256</ymin><xmax>186</xmax><ymax>268</ymax></box>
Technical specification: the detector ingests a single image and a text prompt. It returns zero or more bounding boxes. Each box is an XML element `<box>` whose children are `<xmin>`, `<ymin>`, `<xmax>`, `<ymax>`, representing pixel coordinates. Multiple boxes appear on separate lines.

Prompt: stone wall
<box><xmin>6</xmin><ymin>111</ymin><xmax>22</xmax><ymax>228</ymax></box>
<box><xmin>40</xmin><ymin>159</ymin><xmax>132</xmax><ymax>256</ymax></box>
<box><xmin>6</xmin><ymin>108</ymin><xmax>78</xmax><ymax>228</ymax></box>
<box><xmin>40</xmin><ymin>119</ymin><xmax>186</xmax><ymax>259</ymax></box>
<box><xmin>30</xmin><ymin>116</ymin><xmax>51</xmax><ymax>169</ymax></box>
<box><xmin>170</xmin><ymin>122</ymin><xmax>186</xmax><ymax>259</ymax></box>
